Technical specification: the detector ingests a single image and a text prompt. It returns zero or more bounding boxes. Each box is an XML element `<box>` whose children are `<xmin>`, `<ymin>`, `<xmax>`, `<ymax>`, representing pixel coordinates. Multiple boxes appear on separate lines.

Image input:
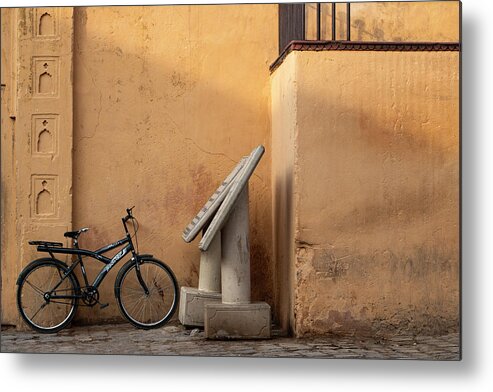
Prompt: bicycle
<box><xmin>16</xmin><ymin>207</ymin><xmax>179</xmax><ymax>333</ymax></box>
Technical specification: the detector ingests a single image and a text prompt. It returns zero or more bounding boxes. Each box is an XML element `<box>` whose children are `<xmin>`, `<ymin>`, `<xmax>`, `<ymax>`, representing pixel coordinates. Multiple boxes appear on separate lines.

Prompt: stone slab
<box><xmin>199</xmin><ymin>145</ymin><xmax>264</xmax><ymax>251</ymax></box>
<box><xmin>182</xmin><ymin>157</ymin><xmax>247</xmax><ymax>243</ymax></box>
<box><xmin>178</xmin><ymin>286</ymin><xmax>222</xmax><ymax>327</ymax></box>
<box><xmin>204</xmin><ymin>302</ymin><xmax>271</xmax><ymax>339</ymax></box>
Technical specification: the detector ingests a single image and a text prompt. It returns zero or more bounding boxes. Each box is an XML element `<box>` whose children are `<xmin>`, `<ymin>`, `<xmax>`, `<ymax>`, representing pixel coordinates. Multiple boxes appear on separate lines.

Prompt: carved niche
<box><xmin>31</xmin><ymin>175</ymin><xmax>58</xmax><ymax>219</ymax></box>
<box><xmin>31</xmin><ymin>114</ymin><xmax>58</xmax><ymax>156</ymax></box>
<box><xmin>34</xmin><ymin>8</ymin><xmax>59</xmax><ymax>38</ymax></box>
<box><xmin>32</xmin><ymin>57</ymin><xmax>59</xmax><ymax>97</ymax></box>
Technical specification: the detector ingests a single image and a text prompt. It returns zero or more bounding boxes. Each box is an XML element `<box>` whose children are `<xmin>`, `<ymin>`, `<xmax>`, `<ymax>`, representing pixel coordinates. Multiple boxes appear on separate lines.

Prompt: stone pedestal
<box><xmin>181</xmin><ymin>146</ymin><xmax>271</xmax><ymax>338</ymax></box>
<box><xmin>204</xmin><ymin>302</ymin><xmax>271</xmax><ymax>339</ymax></box>
<box><xmin>178</xmin><ymin>233</ymin><xmax>222</xmax><ymax>327</ymax></box>
<box><xmin>198</xmin><ymin>230</ymin><xmax>221</xmax><ymax>293</ymax></box>
<box><xmin>221</xmin><ymin>185</ymin><xmax>251</xmax><ymax>304</ymax></box>
<box><xmin>204</xmin><ymin>185</ymin><xmax>271</xmax><ymax>339</ymax></box>
<box><xmin>178</xmin><ymin>287</ymin><xmax>222</xmax><ymax>327</ymax></box>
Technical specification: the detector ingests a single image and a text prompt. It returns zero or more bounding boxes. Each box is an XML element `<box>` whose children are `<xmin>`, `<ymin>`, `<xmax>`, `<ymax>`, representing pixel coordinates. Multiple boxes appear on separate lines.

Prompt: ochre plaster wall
<box><xmin>71</xmin><ymin>5</ymin><xmax>277</xmax><ymax>324</ymax></box>
<box><xmin>272</xmin><ymin>50</ymin><xmax>459</xmax><ymax>337</ymax></box>
<box><xmin>350</xmin><ymin>1</ymin><xmax>460</xmax><ymax>42</ymax></box>
<box><xmin>2</xmin><ymin>2</ymin><xmax>459</xmax><ymax>332</ymax></box>
<box><xmin>305</xmin><ymin>1</ymin><xmax>459</xmax><ymax>42</ymax></box>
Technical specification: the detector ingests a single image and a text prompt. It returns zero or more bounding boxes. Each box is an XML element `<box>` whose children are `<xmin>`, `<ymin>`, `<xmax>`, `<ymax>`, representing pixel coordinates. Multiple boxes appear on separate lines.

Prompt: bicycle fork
<box><xmin>134</xmin><ymin>258</ymin><xmax>150</xmax><ymax>296</ymax></box>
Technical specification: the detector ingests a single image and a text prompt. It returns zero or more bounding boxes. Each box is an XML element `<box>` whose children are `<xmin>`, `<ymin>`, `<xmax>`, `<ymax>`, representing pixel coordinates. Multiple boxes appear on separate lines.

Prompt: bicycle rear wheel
<box><xmin>115</xmin><ymin>258</ymin><xmax>178</xmax><ymax>329</ymax></box>
<box><xmin>16</xmin><ymin>259</ymin><xmax>79</xmax><ymax>333</ymax></box>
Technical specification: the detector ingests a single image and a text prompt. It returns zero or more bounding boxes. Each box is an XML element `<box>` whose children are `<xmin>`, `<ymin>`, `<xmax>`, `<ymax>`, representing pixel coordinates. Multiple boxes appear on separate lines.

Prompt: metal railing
<box><xmin>279</xmin><ymin>2</ymin><xmax>351</xmax><ymax>54</ymax></box>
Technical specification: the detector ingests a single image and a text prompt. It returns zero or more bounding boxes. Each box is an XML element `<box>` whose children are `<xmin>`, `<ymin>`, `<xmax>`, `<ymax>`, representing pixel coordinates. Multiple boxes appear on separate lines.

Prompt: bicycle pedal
<box><xmin>99</xmin><ymin>302</ymin><xmax>109</xmax><ymax>309</ymax></box>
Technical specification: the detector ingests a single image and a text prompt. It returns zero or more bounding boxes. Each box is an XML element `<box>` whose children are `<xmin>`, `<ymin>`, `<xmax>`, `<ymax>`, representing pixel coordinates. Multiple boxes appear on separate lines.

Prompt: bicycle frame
<box><xmin>34</xmin><ymin>214</ymin><xmax>149</xmax><ymax>301</ymax></box>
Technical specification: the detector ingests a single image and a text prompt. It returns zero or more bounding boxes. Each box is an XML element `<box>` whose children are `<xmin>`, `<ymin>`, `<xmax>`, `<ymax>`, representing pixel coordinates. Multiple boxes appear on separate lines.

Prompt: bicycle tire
<box><xmin>114</xmin><ymin>257</ymin><xmax>179</xmax><ymax>329</ymax></box>
<box><xmin>16</xmin><ymin>258</ymin><xmax>80</xmax><ymax>333</ymax></box>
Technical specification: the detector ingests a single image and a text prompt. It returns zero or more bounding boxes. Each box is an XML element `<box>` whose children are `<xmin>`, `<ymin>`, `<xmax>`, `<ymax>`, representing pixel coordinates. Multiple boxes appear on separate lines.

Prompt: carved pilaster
<box><xmin>1</xmin><ymin>8</ymin><xmax>74</xmax><ymax>326</ymax></box>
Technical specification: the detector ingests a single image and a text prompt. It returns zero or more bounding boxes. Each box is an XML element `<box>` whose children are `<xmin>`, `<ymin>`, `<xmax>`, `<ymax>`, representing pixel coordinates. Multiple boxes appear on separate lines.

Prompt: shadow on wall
<box><xmin>272</xmin><ymin>50</ymin><xmax>459</xmax><ymax>337</ymax></box>
<box><xmin>272</xmin><ymin>163</ymin><xmax>293</xmax><ymax>333</ymax></box>
<box><xmin>296</xmin><ymin>66</ymin><xmax>458</xmax><ymax>242</ymax></box>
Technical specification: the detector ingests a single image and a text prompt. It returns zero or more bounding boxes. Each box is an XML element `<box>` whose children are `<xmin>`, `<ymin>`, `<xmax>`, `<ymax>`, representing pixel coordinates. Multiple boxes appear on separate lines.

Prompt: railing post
<box><xmin>302</xmin><ymin>3</ymin><xmax>306</xmax><ymax>40</ymax></box>
<box><xmin>347</xmin><ymin>2</ymin><xmax>351</xmax><ymax>41</ymax></box>
<box><xmin>332</xmin><ymin>2</ymin><xmax>336</xmax><ymax>41</ymax></box>
<box><xmin>278</xmin><ymin>3</ymin><xmax>306</xmax><ymax>54</ymax></box>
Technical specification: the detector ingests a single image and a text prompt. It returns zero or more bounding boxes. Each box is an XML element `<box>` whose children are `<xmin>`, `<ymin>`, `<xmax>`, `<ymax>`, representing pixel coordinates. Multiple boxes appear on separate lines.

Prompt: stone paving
<box><xmin>0</xmin><ymin>321</ymin><xmax>460</xmax><ymax>360</ymax></box>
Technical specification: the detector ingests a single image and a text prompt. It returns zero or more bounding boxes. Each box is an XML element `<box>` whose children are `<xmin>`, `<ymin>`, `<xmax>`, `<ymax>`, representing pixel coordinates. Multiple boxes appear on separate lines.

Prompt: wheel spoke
<box><xmin>118</xmin><ymin>260</ymin><xmax>177</xmax><ymax>327</ymax></box>
<box><xmin>123</xmin><ymin>286</ymin><xmax>147</xmax><ymax>293</ymax></box>
<box><xmin>141</xmin><ymin>299</ymin><xmax>147</xmax><ymax>323</ymax></box>
<box><xmin>18</xmin><ymin>262</ymin><xmax>77</xmax><ymax>331</ymax></box>
<box><xmin>147</xmin><ymin>294</ymin><xmax>160</xmax><ymax>321</ymax></box>
<box><xmin>48</xmin><ymin>300</ymin><xmax>75</xmax><ymax>306</ymax></box>
<box><xmin>30</xmin><ymin>302</ymin><xmax>47</xmax><ymax>321</ymax></box>
<box><xmin>127</xmin><ymin>293</ymin><xmax>146</xmax><ymax>316</ymax></box>
<box><xmin>24</xmin><ymin>279</ymin><xmax>45</xmax><ymax>296</ymax></box>
<box><xmin>46</xmin><ymin>269</ymin><xmax>57</xmax><ymax>293</ymax></box>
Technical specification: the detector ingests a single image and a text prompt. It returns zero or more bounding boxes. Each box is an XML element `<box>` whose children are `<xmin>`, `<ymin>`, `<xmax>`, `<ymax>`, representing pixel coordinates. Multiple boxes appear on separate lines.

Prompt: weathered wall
<box><xmin>350</xmin><ymin>1</ymin><xmax>460</xmax><ymax>42</ymax></box>
<box><xmin>2</xmin><ymin>2</ymin><xmax>459</xmax><ymax>333</ymax></box>
<box><xmin>272</xmin><ymin>49</ymin><xmax>459</xmax><ymax>337</ymax></box>
<box><xmin>71</xmin><ymin>5</ymin><xmax>277</xmax><ymax>324</ymax></box>
<box><xmin>305</xmin><ymin>1</ymin><xmax>459</xmax><ymax>42</ymax></box>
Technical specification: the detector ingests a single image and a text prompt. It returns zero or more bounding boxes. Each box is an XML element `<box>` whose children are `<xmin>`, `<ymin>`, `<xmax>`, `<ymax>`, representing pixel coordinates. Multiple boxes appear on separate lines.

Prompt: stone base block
<box><xmin>178</xmin><ymin>286</ymin><xmax>222</xmax><ymax>327</ymax></box>
<box><xmin>204</xmin><ymin>302</ymin><xmax>271</xmax><ymax>339</ymax></box>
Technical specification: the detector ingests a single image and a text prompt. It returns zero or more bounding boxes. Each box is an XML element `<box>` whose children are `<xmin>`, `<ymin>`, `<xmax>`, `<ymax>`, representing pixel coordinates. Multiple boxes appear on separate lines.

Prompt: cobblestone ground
<box><xmin>1</xmin><ymin>322</ymin><xmax>460</xmax><ymax>360</ymax></box>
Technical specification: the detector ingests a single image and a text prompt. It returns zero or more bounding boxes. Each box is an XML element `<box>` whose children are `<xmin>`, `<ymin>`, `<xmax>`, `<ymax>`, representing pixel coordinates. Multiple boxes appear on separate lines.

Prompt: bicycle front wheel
<box><xmin>115</xmin><ymin>258</ymin><xmax>179</xmax><ymax>329</ymax></box>
<box><xmin>16</xmin><ymin>259</ymin><xmax>79</xmax><ymax>333</ymax></box>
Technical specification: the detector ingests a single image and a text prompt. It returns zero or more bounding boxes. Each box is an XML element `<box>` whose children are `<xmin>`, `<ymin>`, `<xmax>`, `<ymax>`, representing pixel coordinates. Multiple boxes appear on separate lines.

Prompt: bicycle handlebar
<box><xmin>123</xmin><ymin>206</ymin><xmax>135</xmax><ymax>223</ymax></box>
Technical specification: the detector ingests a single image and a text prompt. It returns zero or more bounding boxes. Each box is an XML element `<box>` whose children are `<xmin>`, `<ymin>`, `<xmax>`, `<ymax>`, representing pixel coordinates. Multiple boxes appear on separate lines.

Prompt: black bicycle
<box><xmin>16</xmin><ymin>207</ymin><xmax>179</xmax><ymax>333</ymax></box>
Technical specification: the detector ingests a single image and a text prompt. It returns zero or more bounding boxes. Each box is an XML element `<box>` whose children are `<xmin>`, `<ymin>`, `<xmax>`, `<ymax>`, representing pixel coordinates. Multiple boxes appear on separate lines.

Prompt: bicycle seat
<box><xmin>64</xmin><ymin>228</ymin><xmax>89</xmax><ymax>239</ymax></box>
